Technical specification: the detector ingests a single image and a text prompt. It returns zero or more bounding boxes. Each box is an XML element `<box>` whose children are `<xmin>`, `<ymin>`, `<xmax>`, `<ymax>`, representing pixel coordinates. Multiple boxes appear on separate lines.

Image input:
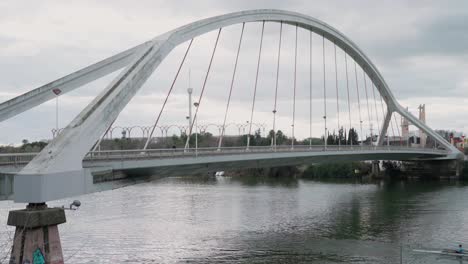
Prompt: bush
<box><xmin>302</xmin><ymin>162</ymin><xmax>368</xmax><ymax>178</ymax></box>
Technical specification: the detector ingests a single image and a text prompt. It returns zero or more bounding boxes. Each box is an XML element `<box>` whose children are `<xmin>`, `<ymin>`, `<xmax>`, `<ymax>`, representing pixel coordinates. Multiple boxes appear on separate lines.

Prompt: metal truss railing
<box><xmin>83</xmin><ymin>145</ymin><xmax>448</xmax><ymax>162</ymax></box>
<box><xmin>0</xmin><ymin>145</ymin><xmax>449</xmax><ymax>167</ymax></box>
<box><xmin>0</xmin><ymin>153</ymin><xmax>39</xmax><ymax>167</ymax></box>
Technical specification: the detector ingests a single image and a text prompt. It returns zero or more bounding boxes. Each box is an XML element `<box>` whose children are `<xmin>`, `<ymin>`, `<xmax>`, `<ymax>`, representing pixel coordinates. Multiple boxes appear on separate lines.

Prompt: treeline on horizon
<box><xmin>97</xmin><ymin>127</ymin><xmax>361</xmax><ymax>150</ymax></box>
<box><xmin>1</xmin><ymin>127</ymin><xmax>361</xmax><ymax>153</ymax></box>
<box><xmin>2</xmin><ymin>127</ymin><xmax>465</xmax><ymax>154</ymax></box>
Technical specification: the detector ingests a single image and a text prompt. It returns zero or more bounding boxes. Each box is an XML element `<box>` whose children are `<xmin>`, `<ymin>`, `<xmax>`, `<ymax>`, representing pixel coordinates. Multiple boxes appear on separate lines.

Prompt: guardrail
<box><xmin>0</xmin><ymin>145</ymin><xmax>449</xmax><ymax>166</ymax></box>
<box><xmin>0</xmin><ymin>152</ymin><xmax>38</xmax><ymax>167</ymax></box>
<box><xmin>84</xmin><ymin>145</ymin><xmax>449</xmax><ymax>162</ymax></box>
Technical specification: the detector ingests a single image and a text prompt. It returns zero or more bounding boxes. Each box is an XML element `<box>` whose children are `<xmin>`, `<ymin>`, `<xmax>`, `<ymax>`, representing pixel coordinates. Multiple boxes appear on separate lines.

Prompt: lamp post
<box><xmin>323</xmin><ymin>115</ymin><xmax>327</xmax><ymax>150</ymax></box>
<box><xmin>121</xmin><ymin>130</ymin><xmax>126</xmax><ymax>150</ymax></box>
<box><xmin>187</xmin><ymin>88</ymin><xmax>193</xmax><ymax>129</ymax></box>
<box><xmin>194</xmin><ymin>102</ymin><xmax>199</xmax><ymax>156</ymax></box>
<box><xmin>246</xmin><ymin>120</ymin><xmax>250</xmax><ymax>150</ymax></box>
<box><xmin>291</xmin><ymin>124</ymin><xmax>294</xmax><ymax>150</ymax></box>
<box><xmin>52</xmin><ymin>88</ymin><xmax>62</xmax><ymax>132</ymax></box>
<box><xmin>272</xmin><ymin>109</ymin><xmax>277</xmax><ymax>149</ymax></box>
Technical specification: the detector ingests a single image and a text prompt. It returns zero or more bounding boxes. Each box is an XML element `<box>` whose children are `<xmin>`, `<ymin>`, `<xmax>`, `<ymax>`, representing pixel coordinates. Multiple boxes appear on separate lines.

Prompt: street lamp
<box><xmin>323</xmin><ymin>115</ymin><xmax>327</xmax><ymax>150</ymax></box>
<box><xmin>246</xmin><ymin>120</ymin><xmax>250</xmax><ymax>149</ymax></box>
<box><xmin>291</xmin><ymin>124</ymin><xmax>295</xmax><ymax>150</ymax></box>
<box><xmin>194</xmin><ymin>102</ymin><xmax>199</xmax><ymax>156</ymax></box>
<box><xmin>185</xmin><ymin>116</ymin><xmax>190</xmax><ymax>148</ymax></box>
<box><xmin>121</xmin><ymin>130</ymin><xmax>126</xmax><ymax>150</ymax></box>
<box><xmin>272</xmin><ymin>109</ymin><xmax>277</xmax><ymax>149</ymax></box>
<box><xmin>187</xmin><ymin>88</ymin><xmax>193</xmax><ymax>129</ymax></box>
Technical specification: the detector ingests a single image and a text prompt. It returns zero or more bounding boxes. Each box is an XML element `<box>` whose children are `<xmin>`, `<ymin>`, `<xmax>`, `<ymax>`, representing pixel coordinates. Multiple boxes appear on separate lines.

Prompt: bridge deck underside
<box><xmin>85</xmin><ymin>150</ymin><xmax>447</xmax><ymax>177</ymax></box>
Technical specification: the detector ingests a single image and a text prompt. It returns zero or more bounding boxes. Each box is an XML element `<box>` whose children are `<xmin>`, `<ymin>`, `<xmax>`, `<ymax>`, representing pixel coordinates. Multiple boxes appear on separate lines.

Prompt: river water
<box><xmin>1</xmin><ymin>176</ymin><xmax>468</xmax><ymax>263</ymax></box>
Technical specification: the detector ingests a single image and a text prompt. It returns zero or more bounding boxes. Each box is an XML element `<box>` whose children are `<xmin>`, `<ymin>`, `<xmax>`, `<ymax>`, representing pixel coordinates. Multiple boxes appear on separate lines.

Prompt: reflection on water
<box><xmin>1</xmin><ymin>176</ymin><xmax>468</xmax><ymax>263</ymax></box>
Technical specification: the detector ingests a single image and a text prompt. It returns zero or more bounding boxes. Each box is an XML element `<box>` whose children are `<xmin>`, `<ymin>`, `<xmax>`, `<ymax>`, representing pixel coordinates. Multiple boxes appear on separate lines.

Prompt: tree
<box><xmin>276</xmin><ymin>130</ymin><xmax>287</xmax><ymax>145</ymax></box>
<box><xmin>265</xmin><ymin>129</ymin><xmax>288</xmax><ymax>145</ymax></box>
<box><xmin>347</xmin><ymin>128</ymin><xmax>359</xmax><ymax>145</ymax></box>
<box><xmin>326</xmin><ymin>131</ymin><xmax>336</xmax><ymax>145</ymax></box>
<box><xmin>301</xmin><ymin>137</ymin><xmax>322</xmax><ymax>145</ymax></box>
<box><xmin>338</xmin><ymin>127</ymin><xmax>346</xmax><ymax>145</ymax></box>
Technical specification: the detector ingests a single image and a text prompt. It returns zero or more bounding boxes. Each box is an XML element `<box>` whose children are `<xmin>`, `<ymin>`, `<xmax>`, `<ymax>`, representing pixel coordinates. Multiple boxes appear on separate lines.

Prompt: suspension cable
<box><xmin>334</xmin><ymin>42</ymin><xmax>340</xmax><ymax>148</ymax></box>
<box><xmin>218</xmin><ymin>23</ymin><xmax>245</xmax><ymax>150</ymax></box>
<box><xmin>272</xmin><ymin>22</ymin><xmax>283</xmax><ymax>148</ymax></box>
<box><xmin>362</xmin><ymin>69</ymin><xmax>372</xmax><ymax>143</ymax></box>
<box><xmin>246</xmin><ymin>21</ymin><xmax>265</xmax><ymax>149</ymax></box>
<box><xmin>322</xmin><ymin>34</ymin><xmax>327</xmax><ymax>149</ymax></box>
<box><xmin>393</xmin><ymin>113</ymin><xmax>402</xmax><ymax>146</ymax></box>
<box><xmin>389</xmin><ymin>114</ymin><xmax>396</xmax><ymax>144</ymax></box>
<box><xmin>92</xmin><ymin>119</ymin><xmax>115</xmax><ymax>152</ymax></box>
<box><xmin>144</xmin><ymin>39</ymin><xmax>194</xmax><ymax>150</ymax></box>
<box><xmin>309</xmin><ymin>30</ymin><xmax>313</xmax><ymax>148</ymax></box>
<box><xmin>344</xmin><ymin>52</ymin><xmax>352</xmax><ymax>146</ymax></box>
<box><xmin>292</xmin><ymin>24</ymin><xmax>298</xmax><ymax>149</ymax></box>
<box><xmin>371</xmin><ymin>82</ymin><xmax>381</xmax><ymax>139</ymax></box>
<box><xmin>184</xmin><ymin>28</ymin><xmax>222</xmax><ymax>149</ymax></box>
<box><xmin>354</xmin><ymin>61</ymin><xmax>363</xmax><ymax>148</ymax></box>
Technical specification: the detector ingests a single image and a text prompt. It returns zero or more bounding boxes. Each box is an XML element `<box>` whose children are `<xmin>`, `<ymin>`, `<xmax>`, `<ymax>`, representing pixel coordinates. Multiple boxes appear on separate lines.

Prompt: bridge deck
<box><xmin>82</xmin><ymin>145</ymin><xmax>449</xmax><ymax>175</ymax></box>
<box><xmin>0</xmin><ymin>145</ymin><xmax>449</xmax><ymax>168</ymax></box>
<box><xmin>0</xmin><ymin>145</ymin><xmax>451</xmax><ymax>201</ymax></box>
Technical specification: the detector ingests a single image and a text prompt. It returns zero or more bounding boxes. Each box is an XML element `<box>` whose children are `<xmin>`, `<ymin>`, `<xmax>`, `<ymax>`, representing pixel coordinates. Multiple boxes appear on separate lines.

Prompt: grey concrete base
<box><xmin>371</xmin><ymin>161</ymin><xmax>381</xmax><ymax>178</ymax></box>
<box><xmin>8</xmin><ymin>207</ymin><xmax>66</xmax><ymax>229</ymax></box>
<box><xmin>13</xmin><ymin>169</ymin><xmax>94</xmax><ymax>203</ymax></box>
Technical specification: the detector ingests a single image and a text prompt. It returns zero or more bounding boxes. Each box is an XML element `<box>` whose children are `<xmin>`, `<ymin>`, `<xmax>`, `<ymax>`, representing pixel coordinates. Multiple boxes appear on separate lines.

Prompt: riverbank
<box><xmin>225</xmin><ymin>162</ymin><xmax>372</xmax><ymax>179</ymax></box>
<box><xmin>225</xmin><ymin>160</ymin><xmax>468</xmax><ymax>180</ymax></box>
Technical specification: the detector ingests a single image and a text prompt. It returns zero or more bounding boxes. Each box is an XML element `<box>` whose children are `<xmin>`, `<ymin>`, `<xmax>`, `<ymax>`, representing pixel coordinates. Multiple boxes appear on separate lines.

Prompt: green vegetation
<box><xmin>98</xmin><ymin>129</ymin><xmax>326</xmax><ymax>150</ymax></box>
<box><xmin>381</xmin><ymin>161</ymin><xmax>402</xmax><ymax>177</ymax></box>
<box><xmin>0</xmin><ymin>139</ymin><xmax>48</xmax><ymax>153</ymax></box>
<box><xmin>462</xmin><ymin>161</ymin><xmax>468</xmax><ymax>180</ymax></box>
<box><xmin>302</xmin><ymin>161</ymin><xmax>371</xmax><ymax>179</ymax></box>
<box><xmin>325</xmin><ymin>127</ymin><xmax>359</xmax><ymax>146</ymax></box>
<box><xmin>1</xmin><ymin>127</ymin><xmax>362</xmax><ymax>152</ymax></box>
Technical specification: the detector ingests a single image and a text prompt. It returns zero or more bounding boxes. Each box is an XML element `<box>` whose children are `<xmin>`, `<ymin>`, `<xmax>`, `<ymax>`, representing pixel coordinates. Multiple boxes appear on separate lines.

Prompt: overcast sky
<box><xmin>1</xmin><ymin>0</ymin><xmax>467</xmax><ymax>145</ymax></box>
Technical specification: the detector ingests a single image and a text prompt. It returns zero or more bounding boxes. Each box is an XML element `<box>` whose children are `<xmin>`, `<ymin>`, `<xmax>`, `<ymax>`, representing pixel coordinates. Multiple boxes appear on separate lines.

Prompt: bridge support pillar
<box><xmin>371</xmin><ymin>161</ymin><xmax>381</xmax><ymax>178</ymax></box>
<box><xmin>7</xmin><ymin>203</ymin><xmax>66</xmax><ymax>264</ymax></box>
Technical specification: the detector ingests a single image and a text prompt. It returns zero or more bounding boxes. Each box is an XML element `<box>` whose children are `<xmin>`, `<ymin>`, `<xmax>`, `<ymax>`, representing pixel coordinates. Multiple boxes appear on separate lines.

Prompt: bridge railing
<box><xmin>0</xmin><ymin>152</ymin><xmax>38</xmax><ymax>167</ymax></box>
<box><xmin>83</xmin><ymin>145</ymin><xmax>449</xmax><ymax>161</ymax></box>
<box><xmin>0</xmin><ymin>145</ymin><xmax>449</xmax><ymax>166</ymax></box>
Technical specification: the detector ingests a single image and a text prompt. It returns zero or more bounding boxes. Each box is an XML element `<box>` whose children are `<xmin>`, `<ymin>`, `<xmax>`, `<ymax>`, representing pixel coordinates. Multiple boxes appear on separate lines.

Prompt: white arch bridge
<box><xmin>0</xmin><ymin>9</ymin><xmax>463</xmax><ymax>203</ymax></box>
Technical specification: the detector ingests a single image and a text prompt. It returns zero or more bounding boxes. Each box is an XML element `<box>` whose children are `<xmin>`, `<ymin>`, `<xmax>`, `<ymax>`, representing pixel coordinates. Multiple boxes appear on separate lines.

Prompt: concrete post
<box><xmin>8</xmin><ymin>203</ymin><xmax>66</xmax><ymax>264</ymax></box>
<box><xmin>0</xmin><ymin>174</ymin><xmax>13</xmax><ymax>199</ymax></box>
<box><xmin>401</xmin><ymin>107</ymin><xmax>409</xmax><ymax>146</ymax></box>
<box><xmin>418</xmin><ymin>104</ymin><xmax>426</xmax><ymax>147</ymax></box>
<box><xmin>371</xmin><ymin>160</ymin><xmax>380</xmax><ymax>178</ymax></box>
<box><xmin>1</xmin><ymin>174</ymin><xmax>6</xmax><ymax>197</ymax></box>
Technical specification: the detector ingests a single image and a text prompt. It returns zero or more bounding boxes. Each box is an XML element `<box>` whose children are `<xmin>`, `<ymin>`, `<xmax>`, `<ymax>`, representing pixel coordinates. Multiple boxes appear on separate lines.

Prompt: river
<box><xmin>1</xmin><ymin>176</ymin><xmax>468</xmax><ymax>263</ymax></box>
